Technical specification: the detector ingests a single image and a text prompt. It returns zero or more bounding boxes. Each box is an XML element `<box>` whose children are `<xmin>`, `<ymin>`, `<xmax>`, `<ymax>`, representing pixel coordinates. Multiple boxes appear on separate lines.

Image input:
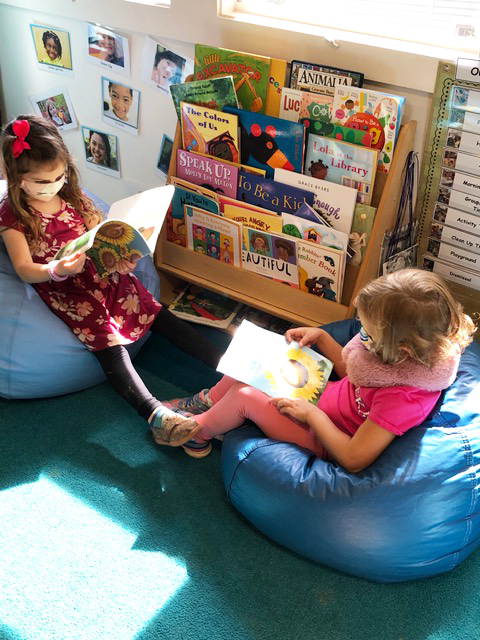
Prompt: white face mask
<box><xmin>21</xmin><ymin>174</ymin><xmax>65</xmax><ymax>202</ymax></box>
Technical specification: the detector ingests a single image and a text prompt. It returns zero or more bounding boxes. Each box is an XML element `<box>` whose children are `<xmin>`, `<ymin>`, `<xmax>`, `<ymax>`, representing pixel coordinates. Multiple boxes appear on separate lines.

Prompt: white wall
<box><xmin>0</xmin><ymin>0</ymin><xmax>442</xmax><ymax>205</ymax></box>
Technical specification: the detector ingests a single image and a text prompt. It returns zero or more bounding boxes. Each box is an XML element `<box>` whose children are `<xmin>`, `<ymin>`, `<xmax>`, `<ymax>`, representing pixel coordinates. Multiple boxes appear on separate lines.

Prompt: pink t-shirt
<box><xmin>318</xmin><ymin>377</ymin><xmax>441</xmax><ymax>436</ymax></box>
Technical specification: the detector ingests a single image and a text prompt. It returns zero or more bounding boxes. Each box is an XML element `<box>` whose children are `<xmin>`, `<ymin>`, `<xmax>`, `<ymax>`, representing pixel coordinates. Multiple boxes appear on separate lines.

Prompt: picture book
<box><xmin>304</xmin><ymin>134</ymin><xmax>379</xmax><ymax>205</ymax></box>
<box><xmin>237</xmin><ymin>171</ymin><xmax>315</xmax><ymax>215</ymax></box>
<box><xmin>177</xmin><ymin>149</ymin><xmax>238</xmax><ymax>199</ymax></box>
<box><xmin>194</xmin><ymin>44</ymin><xmax>270</xmax><ymax>114</ymax></box>
<box><xmin>242</xmin><ymin>228</ymin><xmax>299</xmax><ymax>287</ymax></box>
<box><xmin>433</xmin><ymin>201</ymin><xmax>480</xmax><ymax>237</ymax></box>
<box><xmin>349</xmin><ymin>203</ymin><xmax>377</xmax><ymax>266</ymax></box>
<box><xmin>281</xmin><ymin>211</ymin><xmax>349</xmax><ymax>251</ymax></box>
<box><xmin>279</xmin><ymin>88</ymin><xmax>302</xmax><ymax>122</ymax></box>
<box><xmin>297</xmin><ymin>239</ymin><xmax>345</xmax><ymax>303</ymax></box>
<box><xmin>55</xmin><ymin>186</ymin><xmax>174</xmax><ymax>278</ymax></box>
<box><xmin>181</xmin><ymin>101</ymin><xmax>239</xmax><ymax>163</ymax></box>
<box><xmin>167</xmin><ymin>177</ymin><xmax>220</xmax><ymax>246</ymax></box>
<box><xmin>279</xmin><ymin>89</ymin><xmax>332</xmax><ymax>125</ymax></box>
<box><xmin>191</xmin><ymin>150</ymin><xmax>266</xmax><ymax>177</ymax></box>
<box><xmin>291</xmin><ymin>201</ymin><xmax>325</xmax><ymax>224</ymax></box>
<box><xmin>301</xmin><ymin>118</ymin><xmax>373</xmax><ymax>148</ymax></box>
<box><xmin>185</xmin><ymin>205</ymin><xmax>242</xmax><ymax>266</ymax></box>
<box><xmin>170</xmin><ymin>76</ymin><xmax>239</xmax><ymax>120</ymax></box>
<box><xmin>217</xmin><ymin>320</ymin><xmax>333</xmax><ymax>404</ymax></box>
<box><xmin>273</xmin><ymin>168</ymin><xmax>357</xmax><ymax>235</ymax></box>
<box><xmin>229</xmin><ymin>305</ymin><xmax>292</xmax><ymax>335</ymax></box>
<box><xmin>422</xmin><ymin>255</ymin><xmax>480</xmax><ymax>292</ymax></box>
<box><xmin>332</xmin><ymin>87</ymin><xmax>405</xmax><ymax>173</ymax></box>
<box><xmin>223</xmin><ymin>106</ymin><xmax>305</xmax><ymax>178</ymax></box>
<box><xmin>265</xmin><ymin>58</ymin><xmax>287</xmax><ymax>118</ymax></box>
<box><xmin>223</xmin><ymin>204</ymin><xmax>283</xmax><ymax>235</ymax></box>
<box><xmin>168</xmin><ymin>284</ymin><xmax>242</xmax><ymax>329</ymax></box>
<box><xmin>289</xmin><ymin>60</ymin><xmax>364</xmax><ymax>94</ymax></box>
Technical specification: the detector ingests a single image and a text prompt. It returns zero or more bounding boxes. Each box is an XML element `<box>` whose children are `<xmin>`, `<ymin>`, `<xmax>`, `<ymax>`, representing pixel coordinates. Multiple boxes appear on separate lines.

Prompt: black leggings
<box><xmin>92</xmin><ymin>306</ymin><xmax>223</xmax><ymax>421</ymax></box>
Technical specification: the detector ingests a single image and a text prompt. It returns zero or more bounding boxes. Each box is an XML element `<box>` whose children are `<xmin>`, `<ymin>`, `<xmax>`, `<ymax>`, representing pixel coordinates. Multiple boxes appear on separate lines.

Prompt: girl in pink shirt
<box><xmin>167</xmin><ymin>269</ymin><xmax>475</xmax><ymax>469</ymax></box>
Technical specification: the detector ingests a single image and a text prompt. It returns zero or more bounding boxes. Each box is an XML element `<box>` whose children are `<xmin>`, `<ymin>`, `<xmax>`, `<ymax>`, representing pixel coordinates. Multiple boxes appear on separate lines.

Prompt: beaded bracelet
<box><xmin>47</xmin><ymin>261</ymin><xmax>68</xmax><ymax>282</ymax></box>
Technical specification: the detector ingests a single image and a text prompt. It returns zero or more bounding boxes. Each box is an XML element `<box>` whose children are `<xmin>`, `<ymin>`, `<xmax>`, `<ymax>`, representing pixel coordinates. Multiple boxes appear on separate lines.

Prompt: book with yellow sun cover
<box><xmin>217</xmin><ymin>320</ymin><xmax>333</xmax><ymax>404</ymax></box>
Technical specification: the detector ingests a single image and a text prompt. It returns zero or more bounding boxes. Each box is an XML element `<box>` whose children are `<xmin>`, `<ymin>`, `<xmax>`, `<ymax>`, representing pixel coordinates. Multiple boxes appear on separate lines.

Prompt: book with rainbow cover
<box><xmin>217</xmin><ymin>320</ymin><xmax>333</xmax><ymax>404</ymax></box>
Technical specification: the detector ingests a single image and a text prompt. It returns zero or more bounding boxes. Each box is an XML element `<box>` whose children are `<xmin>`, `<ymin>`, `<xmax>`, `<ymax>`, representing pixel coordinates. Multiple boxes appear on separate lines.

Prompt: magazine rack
<box><xmin>155</xmin><ymin>119</ymin><xmax>417</xmax><ymax>326</ymax></box>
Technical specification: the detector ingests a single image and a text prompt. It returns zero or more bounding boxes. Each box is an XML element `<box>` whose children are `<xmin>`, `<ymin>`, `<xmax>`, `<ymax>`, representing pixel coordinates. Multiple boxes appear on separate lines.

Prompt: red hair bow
<box><xmin>12</xmin><ymin>120</ymin><xmax>31</xmax><ymax>159</ymax></box>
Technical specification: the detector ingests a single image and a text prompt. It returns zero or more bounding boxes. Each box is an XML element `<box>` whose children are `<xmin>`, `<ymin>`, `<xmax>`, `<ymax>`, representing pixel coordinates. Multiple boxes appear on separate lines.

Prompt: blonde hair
<box><xmin>0</xmin><ymin>114</ymin><xmax>101</xmax><ymax>240</ymax></box>
<box><xmin>354</xmin><ymin>268</ymin><xmax>475</xmax><ymax>366</ymax></box>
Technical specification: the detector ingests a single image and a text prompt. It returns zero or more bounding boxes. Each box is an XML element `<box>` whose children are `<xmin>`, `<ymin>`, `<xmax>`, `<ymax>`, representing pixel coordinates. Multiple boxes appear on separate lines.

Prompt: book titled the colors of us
<box><xmin>55</xmin><ymin>186</ymin><xmax>174</xmax><ymax>278</ymax></box>
<box><xmin>185</xmin><ymin>205</ymin><xmax>242</xmax><ymax>266</ymax></box>
<box><xmin>177</xmin><ymin>149</ymin><xmax>238</xmax><ymax>198</ymax></box>
<box><xmin>217</xmin><ymin>320</ymin><xmax>333</xmax><ymax>404</ymax></box>
<box><xmin>181</xmin><ymin>101</ymin><xmax>239</xmax><ymax>163</ymax></box>
<box><xmin>170</xmin><ymin>76</ymin><xmax>239</xmax><ymax>120</ymax></box>
<box><xmin>224</xmin><ymin>106</ymin><xmax>305</xmax><ymax>179</ymax></box>
<box><xmin>305</xmin><ymin>134</ymin><xmax>379</xmax><ymax>206</ymax></box>
<box><xmin>194</xmin><ymin>44</ymin><xmax>270</xmax><ymax>114</ymax></box>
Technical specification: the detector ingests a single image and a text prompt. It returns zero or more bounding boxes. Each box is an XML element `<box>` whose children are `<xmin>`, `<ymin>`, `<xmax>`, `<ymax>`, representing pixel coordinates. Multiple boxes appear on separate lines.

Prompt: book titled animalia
<box><xmin>170</xmin><ymin>76</ymin><xmax>239</xmax><ymax>120</ymax></box>
<box><xmin>305</xmin><ymin>134</ymin><xmax>379</xmax><ymax>205</ymax></box>
<box><xmin>332</xmin><ymin>87</ymin><xmax>405</xmax><ymax>173</ymax></box>
<box><xmin>242</xmin><ymin>228</ymin><xmax>299</xmax><ymax>287</ymax></box>
<box><xmin>224</xmin><ymin>106</ymin><xmax>305</xmax><ymax>178</ymax></box>
<box><xmin>181</xmin><ymin>101</ymin><xmax>239</xmax><ymax>163</ymax></box>
<box><xmin>177</xmin><ymin>149</ymin><xmax>238</xmax><ymax>199</ymax></box>
<box><xmin>237</xmin><ymin>171</ymin><xmax>315</xmax><ymax>215</ymax></box>
<box><xmin>301</xmin><ymin>119</ymin><xmax>373</xmax><ymax>148</ymax></box>
<box><xmin>217</xmin><ymin>320</ymin><xmax>333</xmax><ymax>404</ymax></box>
<box><xmin>185</xmin><ymin>205</ymin><xmax>242</xmax><ymax>266</ymax></box>
<box><xmin>297</xmin><ymin>239</ymin><xmax>345</xmax><ymax>303</ymax></box>
<box><xmin>194</xmin><ymin>44</ymin><xmax>270</xmax><ymax>114</ymax></box>
<box><xmin>55</xmin><ymin>186</ymin><xmax>174</xmax><ymax>278</ymax></box>
<box><xmin>289</xmin><ymin>60</ymin><xmax>364</xmax><ymax>94</ymax></box>
<box><xmin>167</xmin><ymin>177</ymin><xmax>220</xmax><ymax>247</ymax></box>
<box><xmin>274</xmin><ymin>168</ymin><xmax>357</xmax><ymax>235</ymax></box>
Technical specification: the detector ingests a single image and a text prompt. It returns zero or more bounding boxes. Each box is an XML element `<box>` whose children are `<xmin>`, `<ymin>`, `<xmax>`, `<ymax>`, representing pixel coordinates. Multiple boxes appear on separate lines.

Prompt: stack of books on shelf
<box><xmin>165</xmin><ymin>44</ymin><xmax>407</xmax><ymax>304</ymax></box>
<box><xmin>423</xmin><ymin>85</ymin><xmax>480</xmax><ymax>292</ymax></box>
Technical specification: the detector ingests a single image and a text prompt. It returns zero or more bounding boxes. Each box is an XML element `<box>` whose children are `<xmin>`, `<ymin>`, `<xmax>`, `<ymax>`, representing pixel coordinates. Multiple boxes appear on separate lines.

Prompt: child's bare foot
<box><xmin>150</xmin><ymin>410</ymin><xmax>202</xmax><ymax>447</ymax></box>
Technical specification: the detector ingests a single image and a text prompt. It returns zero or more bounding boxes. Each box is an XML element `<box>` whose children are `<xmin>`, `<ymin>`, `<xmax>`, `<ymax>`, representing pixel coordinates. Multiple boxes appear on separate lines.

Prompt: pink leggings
<box><xmin>194</xmin><ymin>376</ymin><xmax>328</xmax><ymax>458</ymax></box>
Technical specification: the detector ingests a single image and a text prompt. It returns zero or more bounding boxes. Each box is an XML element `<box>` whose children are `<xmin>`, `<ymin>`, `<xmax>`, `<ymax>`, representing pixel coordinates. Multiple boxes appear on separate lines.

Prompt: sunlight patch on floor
<box><xmin>0</xmin><ymin>475</ymin><xmax>188</xmax><ymax>640</ymax></box>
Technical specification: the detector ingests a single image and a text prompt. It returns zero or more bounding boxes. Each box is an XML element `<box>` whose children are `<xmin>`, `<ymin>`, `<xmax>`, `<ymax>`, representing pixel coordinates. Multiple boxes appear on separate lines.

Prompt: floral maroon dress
<box><xmin>0</xmin><ymin>199</ymin><xmax>161</xmax><ymax>351</ymax></box>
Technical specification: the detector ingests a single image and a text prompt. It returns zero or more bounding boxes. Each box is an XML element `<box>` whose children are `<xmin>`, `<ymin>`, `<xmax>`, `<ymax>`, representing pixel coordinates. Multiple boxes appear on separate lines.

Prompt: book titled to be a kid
<box><xmin>55</xmin><ymin>186</ymin><xmax>174</xmax><ymax>278</ymax></box>
<box><xmin>217</xmin><ymin>320</ymin><xmax>333</xmax><ymax>404</ymax></box>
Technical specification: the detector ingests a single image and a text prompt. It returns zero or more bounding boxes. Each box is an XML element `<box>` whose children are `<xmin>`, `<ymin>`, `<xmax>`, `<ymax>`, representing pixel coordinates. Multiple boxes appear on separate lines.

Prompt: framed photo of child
<box><xmin>102</xmin><ymin>77</ymin><xmax>140</xmax><ymax>135</ymax></box>
<box><xmin>154</xmin><ymin>134</ymin><xmax>174</xmax><ymax>177</ymax></box>
<box><xmin>141</xmin><ymin>36</ymin><xmax>193</xmax><ymax>96</ymax></box>
<box><xmin>29</xmin><ymin>87</ymin><xmax>77</xmax><ymax>132</ymax></box>
<box><xmin>84</xmin><ymin>22</ymin><xmax>130</xmax><ymax>77</ymax></box>
<box><xmin>82</xmin><ymin>126</ymin><xmax>120</xmax><ymax>179</ymax></box>
<box><xmin>30</xmin><ymin>24</ymin><xmax>73</xmax><ymax>77</ymax></box>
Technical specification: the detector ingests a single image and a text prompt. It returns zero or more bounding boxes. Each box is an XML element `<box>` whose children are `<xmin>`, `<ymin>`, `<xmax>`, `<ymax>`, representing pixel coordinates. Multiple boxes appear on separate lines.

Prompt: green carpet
<box><xmin>1</xmin><ymin>332</ymin><xmax>479</xmax><ymax>640</ymax></box>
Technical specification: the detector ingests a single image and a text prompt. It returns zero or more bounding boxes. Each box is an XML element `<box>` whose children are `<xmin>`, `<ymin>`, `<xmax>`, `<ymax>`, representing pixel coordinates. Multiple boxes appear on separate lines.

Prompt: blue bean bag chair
<box><xmin>0</xmin><ymin>189</ymin><xmax>160</xmax><ymax>399</ymax></box>
<box><xmin>221</xmin><ymin>318</ymin><xmax>480</xmax><ymax>583</ymax></box>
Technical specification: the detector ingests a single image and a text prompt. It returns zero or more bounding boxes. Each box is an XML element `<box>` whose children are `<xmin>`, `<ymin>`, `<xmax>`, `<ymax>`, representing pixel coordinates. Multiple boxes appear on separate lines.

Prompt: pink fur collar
<box><xmin>341</xmin><ymin>334</ymin><xmax>460</xmax><ymax>391</ymax></box>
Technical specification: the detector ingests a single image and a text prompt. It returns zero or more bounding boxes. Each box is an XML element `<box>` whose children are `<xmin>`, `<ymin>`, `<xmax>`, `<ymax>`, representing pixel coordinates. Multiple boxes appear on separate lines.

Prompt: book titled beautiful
<box><xmin>242</xmin><ymin>227</ymin><xmax>299</xmax><ymax>287</ymax></box>
<box><xmin>181</xmin><ymin>101</ymin><xmax>240</xmax><ymax>163</ymax></box>
<box><xmin>177</xmin><ymin>149</ymin><xmax>239</xmax><ymax>199</ymax></box>
<box><xmin>55</xmin><ymin>186</ymin><xmax>174</xmax><ymax>278</ymax></box>
<box><xmin>332</xmin><ymin>87</ymin><xmax>405</xmax><ymax>173</ymax></box>
<box><xmin>170</xmin><ymin>76</ymin><xmax>239</xmax><ymax>120</ymax></box>
<box><xmin>274</xmin><ymin>168</ymin><xmax>357</xmax><ymax>235</ymax></box>
<box><xmin>217</xmin><ymin>320</ymin><xmax>333</xmax><ymax>404</ymax></box>
<box><xmin>237</xmin><ymin>171</ymin><xmax>315</xmax><ymax>215</ymax></box>
<box><xmin>185</xmin><ymin>205</ymin><xmax>242</xmax><ymax>267</ymax></box>
<box><xmin>194</xmin><ymin>44</ymin><xmax>270</xmax><ymax>114</ymax></box>
<box><xmin>224</xmin><ymin>106</ymin><xmax>305</xmax><ymax>178</ymax></box>
<box><xmin>305</xmin><ymin>134</ymin><xmax>379</xmax><ymax>205</ymax></box>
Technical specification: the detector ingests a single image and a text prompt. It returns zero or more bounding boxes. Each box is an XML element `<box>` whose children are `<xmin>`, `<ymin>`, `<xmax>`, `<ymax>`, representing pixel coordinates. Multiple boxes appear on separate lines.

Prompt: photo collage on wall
<box><xmin>28</xmin><ymin>21</ymin><xmax>192</xmax><ymax>182</ymax></box>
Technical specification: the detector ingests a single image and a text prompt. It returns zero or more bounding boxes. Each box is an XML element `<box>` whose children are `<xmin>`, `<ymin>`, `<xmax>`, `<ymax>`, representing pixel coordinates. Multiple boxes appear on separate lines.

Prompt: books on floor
<box><xmin>168</xmin><ymin>284</ymin><xmax>242</xmax><ymax>329</ymax></box>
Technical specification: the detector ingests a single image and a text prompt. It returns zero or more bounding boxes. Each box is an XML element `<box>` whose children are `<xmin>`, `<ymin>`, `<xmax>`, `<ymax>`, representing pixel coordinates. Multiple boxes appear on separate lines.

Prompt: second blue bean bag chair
<box><xmin>221</xmin><ymin>318</ymin><xmax>480</xmax><ymax>583</ymax></box>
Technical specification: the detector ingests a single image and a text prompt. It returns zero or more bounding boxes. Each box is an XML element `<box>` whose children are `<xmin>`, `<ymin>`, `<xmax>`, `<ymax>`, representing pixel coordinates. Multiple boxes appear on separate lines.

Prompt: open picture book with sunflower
<box><xmin>217</xmin><ymin>320</ymin><xmax>333</xmax><ymax>404</ymax></box>
<box><xmin>54</xmin><ymin>185</ymin><xmax>174</xmax><ymax>278</ymax></box>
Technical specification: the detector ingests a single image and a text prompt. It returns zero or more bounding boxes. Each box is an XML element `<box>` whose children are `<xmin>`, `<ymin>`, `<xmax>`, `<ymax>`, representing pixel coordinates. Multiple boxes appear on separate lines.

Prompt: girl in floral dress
<box><xmin>0</xmin><ymin>116</ymin><xmax>221</xmax><ymax>447</ymax></box>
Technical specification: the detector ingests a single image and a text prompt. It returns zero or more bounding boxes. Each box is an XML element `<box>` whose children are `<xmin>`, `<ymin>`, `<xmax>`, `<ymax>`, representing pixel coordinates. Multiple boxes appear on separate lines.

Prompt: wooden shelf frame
<box><xmin>155</xmin><ymin>120</ymin><xmax>417</xmax><ymax>326</ymax></box>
